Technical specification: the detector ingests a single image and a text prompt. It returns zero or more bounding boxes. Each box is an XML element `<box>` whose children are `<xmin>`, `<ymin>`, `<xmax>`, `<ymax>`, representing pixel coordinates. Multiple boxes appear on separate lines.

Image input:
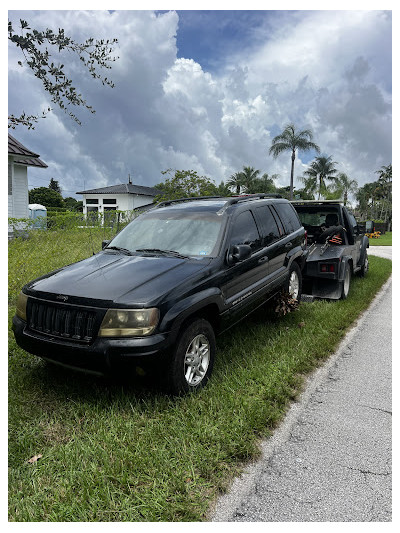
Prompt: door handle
<box><xmin>285</xmin><ymin>242</ymin><xmax>293</xmax><ymax>248</ymax></box>
<box><xmin>258</xmin><ymin>256</ymin><xmax>269</xmax><ymax>264</ymax></box>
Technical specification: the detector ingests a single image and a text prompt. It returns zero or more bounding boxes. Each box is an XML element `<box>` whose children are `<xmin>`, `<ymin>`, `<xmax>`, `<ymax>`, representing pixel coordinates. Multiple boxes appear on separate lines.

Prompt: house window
<box><xmin>103</xmin><ymin>198</ymin><xmax>117</xmax><ymax>205</ymax></box>
<box><xmin>86</xmin><ymin>199</ymin><xmax>98</xmax><ymax>205</ymax></box>
<box><xmin>86</xmin><ymin>206</ymin><xmax>98</xmax><ymax>213</ymax></box>
<box><xmin>103</xmin><ymin>206</ymin><xmax>117</xmax><ymax>211</ymax></box>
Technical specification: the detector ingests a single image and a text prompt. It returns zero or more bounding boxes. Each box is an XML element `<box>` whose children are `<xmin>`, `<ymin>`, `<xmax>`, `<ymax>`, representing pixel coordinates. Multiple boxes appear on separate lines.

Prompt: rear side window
<box><xmin>230</xmin><ymin>210</ymin><xmax>261</xmax><ymax>252</ymax></box>
<box><xmin>274</xmin><ymin>203</ymin><xmax>302</xmax><ymax>234</ymax></box>
<box><xmin>255</xmin><ymin>206</ymin><xmax>281</xmax><ymax>245</ymax></box>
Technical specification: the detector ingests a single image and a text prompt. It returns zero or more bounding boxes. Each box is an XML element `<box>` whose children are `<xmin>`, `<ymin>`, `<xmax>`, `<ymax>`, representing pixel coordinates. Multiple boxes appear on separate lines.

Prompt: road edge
<box><xmin>210</xmin><ymin>275</ymin><xmax>392</xmax><ymax>521</ymax></box>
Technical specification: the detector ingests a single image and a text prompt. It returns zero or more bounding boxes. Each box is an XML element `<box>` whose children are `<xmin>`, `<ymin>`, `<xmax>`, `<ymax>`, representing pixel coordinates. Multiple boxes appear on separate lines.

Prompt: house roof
<box><xmin>76</xmin><ymin>183</ymin><xmax>161</xmax><ymax>196</ymax></box>
<box><xmin>8</xmin><ymin>133</ymin><xmax>48</xmax><ymax>168</ymax></box>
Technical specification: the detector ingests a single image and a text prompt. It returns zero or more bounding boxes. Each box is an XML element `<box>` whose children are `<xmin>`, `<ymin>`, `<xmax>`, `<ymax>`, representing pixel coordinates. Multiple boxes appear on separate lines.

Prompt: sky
<box><xmin>8</xmin><ymin>7</ymin><xmax>392</xmax><ymax>201</ymax></box>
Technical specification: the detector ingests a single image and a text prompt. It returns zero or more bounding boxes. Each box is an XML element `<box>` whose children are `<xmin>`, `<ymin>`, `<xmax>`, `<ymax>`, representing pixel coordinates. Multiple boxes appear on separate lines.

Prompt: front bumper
<box><xmin>12</xmin><ymin>315</ymin><xmax>174</xmax><ymax>375</ymax></box>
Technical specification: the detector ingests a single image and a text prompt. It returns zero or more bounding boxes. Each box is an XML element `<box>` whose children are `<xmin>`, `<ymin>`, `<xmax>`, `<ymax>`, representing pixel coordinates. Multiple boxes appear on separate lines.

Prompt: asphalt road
<box><xmin>212</xmin><ymin>249</ymin><xmax>392</xmax><ymax>522</ymax></box>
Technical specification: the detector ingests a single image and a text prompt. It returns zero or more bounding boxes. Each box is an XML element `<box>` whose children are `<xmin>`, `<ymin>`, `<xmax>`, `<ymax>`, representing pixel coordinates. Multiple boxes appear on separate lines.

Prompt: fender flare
<box><xmin>284</xmin><ymin>246</ymin><xmax>305</xmax><ymax>269</ymax></box>
<box><xmin>338</xmin><ymin>256</ymin><xmax>353</xmax><ymax>280</ymax></box>
<box><xmin>159</xmin><ymin>287</ymin><xmax>223</xmax><ymax>336</ymax></box>
<box><xmin>358</xmin><ymin>235</ymin><xmax>370</xmax><ymax>266</ymax></box>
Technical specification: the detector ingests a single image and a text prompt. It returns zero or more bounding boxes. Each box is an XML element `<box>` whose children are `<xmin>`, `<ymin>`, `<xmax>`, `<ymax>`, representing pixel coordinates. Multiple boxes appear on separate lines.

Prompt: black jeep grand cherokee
<box><xmin>13</xmin><ymin>194</ymin><xmax>305</xmax><ymax>394</ymax></box>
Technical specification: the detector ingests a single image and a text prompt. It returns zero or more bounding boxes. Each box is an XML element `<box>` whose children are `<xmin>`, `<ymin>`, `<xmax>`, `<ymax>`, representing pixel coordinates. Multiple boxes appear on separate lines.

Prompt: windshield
<box><xmin>108</xmin><ymin>209</ymin><xmax>224</xmax><ymax>257</ymax></box>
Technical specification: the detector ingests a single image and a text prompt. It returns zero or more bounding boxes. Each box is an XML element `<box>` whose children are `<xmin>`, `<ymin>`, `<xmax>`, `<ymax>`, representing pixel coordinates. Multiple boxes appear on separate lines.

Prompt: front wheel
<box><xmin>167</xmin><ymin>318</ymin><xmax>216</xmax><ymax>395</ymax></box>
<box><xmin>286</xmin><ymin>262</ymin><xmax>302</xmax><ymax>302</ymax></box>
<box><xmin>357</xmin><ymin>253</ymin><xmax>369</xmax><ymax>277</ymax></box>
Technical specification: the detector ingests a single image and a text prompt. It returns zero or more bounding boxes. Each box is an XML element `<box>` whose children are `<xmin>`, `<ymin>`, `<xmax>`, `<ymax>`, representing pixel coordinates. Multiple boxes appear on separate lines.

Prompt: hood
<box><xmin>26</xmin><ymin>251</ymin><xmax>210</xmax><ymax>306</ymax></box>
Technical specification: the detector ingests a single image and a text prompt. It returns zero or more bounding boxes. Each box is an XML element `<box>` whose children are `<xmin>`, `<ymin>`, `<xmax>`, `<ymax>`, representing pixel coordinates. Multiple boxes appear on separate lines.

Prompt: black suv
<box><xmin>13</xmin><ymin>195</ymin><xmax>305</xmax><ymax>394</ymax></box>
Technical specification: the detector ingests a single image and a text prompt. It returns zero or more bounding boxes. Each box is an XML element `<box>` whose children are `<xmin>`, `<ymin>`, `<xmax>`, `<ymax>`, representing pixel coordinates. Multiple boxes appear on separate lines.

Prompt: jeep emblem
<box><xmin>56</xmin><ymin>295</ymin><xmax>68</xmax><ymax>302</ymax></box>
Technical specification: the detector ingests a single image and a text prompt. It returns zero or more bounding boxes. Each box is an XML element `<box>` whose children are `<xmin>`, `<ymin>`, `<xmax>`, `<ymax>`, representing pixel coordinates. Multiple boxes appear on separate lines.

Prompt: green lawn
<box><xmin>8</xmin><ymin>230</ymin><xmax>392</xmax><ymax>521</ymax></box>
<box><xmin>368</xmin><ymin>231</ymin><xmax>392</xmax><ymax>246</ymax></box>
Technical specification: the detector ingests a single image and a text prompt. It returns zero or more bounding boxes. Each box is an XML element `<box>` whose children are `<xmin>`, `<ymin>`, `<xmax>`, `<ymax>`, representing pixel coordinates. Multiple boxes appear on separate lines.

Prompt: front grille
<box><xmin>27</xmin><ymin>299</ymin><xmax>99</xmax><ymax>343</ymax></box>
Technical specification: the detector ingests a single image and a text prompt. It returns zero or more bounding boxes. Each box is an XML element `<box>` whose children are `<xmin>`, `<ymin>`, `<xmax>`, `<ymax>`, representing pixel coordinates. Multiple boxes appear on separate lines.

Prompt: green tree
<box><xmin>356</xmin><ymin>165</ymin><xmax>392</xmax><ymax>225</ymax></box>
<box><xmin>215</xmin><ymin>180</ymin><xmax>232</xmax><ymax>197</ymax></box>
<box><xmin>154</xmin><ymin>169</ymin><xmax>219</xmax><ymax>202</ymax></box>
<box><xmin>49</xmin><ymin>178</ymin><xmax>62</xmax><ymax>194</ymax></box>
<box><xmin>64</xmin><ymin>196</ymin><xmax>83</xmax><ymax>211</ymax></box>
<box><xmin>303</xmin><ymin>155</ymin><xmax>338</xmax><ymax>200</ymax></box>
<box><xmin>269</xmin><ymin>123</ymin><xmax>320</xmax><ymax>200</ymax></box>
<box><xmin>300</xmin><ymin>175</ymin><xmax>318</xmax><ymax>199</ymax></box>
<box><xmin>227</xmin><ymin>172</ymin><xmax>243</xmax><ymax>194</ymax></box>
<box><xmin>239</xmin><ymin>166</ymin><xmax>261</xmax><ymax>193</ymax></box>
<box><xmin>8</xmin><ymin>18</ymin><xmax>118</xmax><ymax>129</ymax></box>
<box><xmin>332</xmin><ymin>173</ymin><xmax>358</xmax><ymax>206</ymax></box>
<box><xmin>244</xmin><ymin>173</ymin><xmax>278</xmax><ymax>195</ymax></box>
<box><xmin>29</xmin><ymin>186</ymin><xmax>65</xmax><ymax>207</ymax></box>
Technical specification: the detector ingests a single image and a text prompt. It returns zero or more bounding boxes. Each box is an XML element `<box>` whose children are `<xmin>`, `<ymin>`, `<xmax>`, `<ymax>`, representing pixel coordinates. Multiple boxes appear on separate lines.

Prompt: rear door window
<box><xmin>274</xmin><ymin>203</ymin><xmax>302</xmax><ymax>234</ymax></box>
<box><xmin>255</xmin><ymin>206</ymin><xmax>282</xmax><ymax>245</ymax></box>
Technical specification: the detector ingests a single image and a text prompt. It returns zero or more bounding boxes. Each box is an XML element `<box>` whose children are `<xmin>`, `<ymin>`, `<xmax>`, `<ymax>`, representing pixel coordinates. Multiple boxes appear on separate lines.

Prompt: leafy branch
<box><xmin>8</xmin><ymin>19</ymin><xmax>118</xmax><ymax>128</ymax></box>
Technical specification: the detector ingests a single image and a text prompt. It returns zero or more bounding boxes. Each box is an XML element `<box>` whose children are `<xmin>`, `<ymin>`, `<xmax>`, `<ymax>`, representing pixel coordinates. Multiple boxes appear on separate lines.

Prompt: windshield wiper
<box><xmin>135</xmin><ymin>248</ymin><xmax>190</xmax><ymax>259</ymax></box>
<box><xmin>105</xmin><ymin>246</ymin><xmax>133</xmax><ymax>255</ymax></box>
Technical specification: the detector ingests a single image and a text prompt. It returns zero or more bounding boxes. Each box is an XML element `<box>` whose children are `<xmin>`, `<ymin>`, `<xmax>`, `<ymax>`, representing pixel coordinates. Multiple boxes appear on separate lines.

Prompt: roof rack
<box><xmin>153</xmin><ymin>196</ymin><xmax>224</xmax><ymax>209</ymax></box>
<box><xmin>152</xmin><ymin>193</ymin><xmax>283</xmax><ymax>211</ymax></box>
<box><xmin>291</xmin><ymin>199</ymin><xmax>343</xmax><ymax>204</ymax></box>
<box><xmin>224</xmin><ymin>193</ymin><xmax>283</xmax><ymax>206</ymax></box>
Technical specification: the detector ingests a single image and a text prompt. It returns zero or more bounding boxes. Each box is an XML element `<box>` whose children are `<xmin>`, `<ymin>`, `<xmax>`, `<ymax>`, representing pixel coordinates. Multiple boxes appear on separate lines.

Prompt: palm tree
<box><xmin>244</xmin><ymin>172</ymin><xmax>278</xmax><ymax>195</ymax></box>
<box><xmin>240</xmin><ymin>166</ymin><xmax>261</xmax><ymax>193</ymax></box>
<box><xmin>269</xmin><ymin>124</ymin><xmax>320</xmax><ymax>200</ymax></box>
<box><xmin>227</xmin><ymin>172</ymin><xmax>243</xmax><ymax>194</ymax></box>
<box><xmin>300</xmin><ymin>175</ymin><xmax>318</xmax><ymax>199</ymax></box>
<box><xmin>333</xmin><ymin>173</ymin><xmax>358</xmax><ymax>206</ymax></box>
<box><xmin>303</xmin><ymin>155</ymin><xmax>338</xmax><ymax>200</ymax></box>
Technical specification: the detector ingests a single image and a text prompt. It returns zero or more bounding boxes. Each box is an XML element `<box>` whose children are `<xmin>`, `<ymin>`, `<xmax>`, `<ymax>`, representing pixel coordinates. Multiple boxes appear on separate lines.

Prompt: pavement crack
<box><xmin>346</xmin><ymin>466</ymin><xmax>391</xmax><ymax>477</ymax></box>
<box><xmin>360</xmin><ymin>404</ymin><xmax>392</xmax><ymax>415</ymax></box>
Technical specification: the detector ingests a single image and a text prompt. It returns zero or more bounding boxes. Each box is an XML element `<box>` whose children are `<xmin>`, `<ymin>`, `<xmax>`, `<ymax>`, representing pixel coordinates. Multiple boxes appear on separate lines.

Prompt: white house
<box><xmin>76</xmin><ymin>180</ymin><xmax>161</xmax><ymax>217</ymax></box>
<box><xmin>8</xmin><ymin>133</ymin><xmax>47</xmax><ymax>219</ymax></box>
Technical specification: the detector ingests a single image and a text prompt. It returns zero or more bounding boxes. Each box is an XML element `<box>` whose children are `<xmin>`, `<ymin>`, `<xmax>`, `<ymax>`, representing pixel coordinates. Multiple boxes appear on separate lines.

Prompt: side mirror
<box><xmin>228</xmin><ymin>244</ymin><xmax>252</xmax><ymax>265</ymax></box>
<box><xmin>102</xmin><ymin>240</ymin><xmax>111</xmax><ymax>250</ymax></box>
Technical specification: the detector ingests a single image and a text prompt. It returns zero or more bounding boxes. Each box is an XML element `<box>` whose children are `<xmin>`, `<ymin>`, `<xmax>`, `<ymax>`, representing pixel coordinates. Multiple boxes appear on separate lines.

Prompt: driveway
<box><xmin>211</xmin><ymin>266</ymin><xmax>392</xmax><ymax>521</ymax></box>
<box><xmin>368</xmin><ymin>246</ymin><xmax>392</xmax><ymax>260</ymax></box>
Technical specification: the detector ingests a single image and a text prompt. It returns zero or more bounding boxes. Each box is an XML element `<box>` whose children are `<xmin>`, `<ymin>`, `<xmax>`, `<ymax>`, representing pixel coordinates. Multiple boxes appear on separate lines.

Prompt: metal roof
<box><xmin>76</xmin><ymin>183</ymin><xmax>161</xmax><ymax>196</ymax></box>
<box><xmin>8</xmin><ymin>133</ymin><xmax>48</xmax><ymax>168</ymax></box>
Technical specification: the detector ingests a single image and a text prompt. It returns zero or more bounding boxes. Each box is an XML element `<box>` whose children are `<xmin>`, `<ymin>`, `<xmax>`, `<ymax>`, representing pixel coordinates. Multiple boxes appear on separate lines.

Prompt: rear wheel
<box><xmin>166</xmin><ymin>318</ymin><xmax>216</xmax><ymax>395</ymax></box>
<box><xmin>340</xmin><ymin>263</ymin><xmax>351</xmax><ymax>299</ymax></box>
<box><xmin>286</xmin><ymin>262</ymin><xmax>302</xmax><ymax>301</ymax></box>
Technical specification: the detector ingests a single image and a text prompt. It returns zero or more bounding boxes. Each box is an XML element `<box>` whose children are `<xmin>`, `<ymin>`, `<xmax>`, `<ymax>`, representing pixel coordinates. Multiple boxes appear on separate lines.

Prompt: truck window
<box><xmin>255</xmin><ymin>206</ymin><xmax>281</xmax><ymax>245</ymax></box>
<box><xmin>274</xmin><ymin>203</ymin><xmax>302</xmax><ymax>234</ymax></box>
<box><xmin>230</xmin><ymin>210</ymin><xmax>261</xmax><ymax>252</ymax></box>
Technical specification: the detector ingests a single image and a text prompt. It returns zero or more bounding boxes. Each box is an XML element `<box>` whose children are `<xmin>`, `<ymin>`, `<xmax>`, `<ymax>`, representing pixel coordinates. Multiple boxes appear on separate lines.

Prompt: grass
<box><xmin>368</xmin><ymin>231</ymin><xmax>392</xmax><ymax>246</ymax></box>
<box><xmin>8</xmin><ymin>229</ymin><xmax>392</xmax><ymax>521</ymax></box>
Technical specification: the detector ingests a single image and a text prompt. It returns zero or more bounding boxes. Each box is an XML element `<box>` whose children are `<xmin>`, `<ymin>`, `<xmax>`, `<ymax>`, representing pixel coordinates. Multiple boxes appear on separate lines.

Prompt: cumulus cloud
<box><xmin>8</xmin><ymin>9</ymin><xmax>391</xmax><ymax>198</ymax></box>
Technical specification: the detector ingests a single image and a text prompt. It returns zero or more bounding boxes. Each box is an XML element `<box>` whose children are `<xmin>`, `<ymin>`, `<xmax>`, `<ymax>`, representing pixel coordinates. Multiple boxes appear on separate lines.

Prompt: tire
<box><xmin>285</xmin><ymin>262</ymin><xmax>302</xmax><ymax>302</ymax></box>
<box><xmin>340</xmin><ymin>262</ymin><xmax>351</xmax><ymax>299</ymax></box>
<box><xmin>166</xmin><ymin>318</ymin><xmax>216</xmax><ymax>395</ymax></box>
<box><xmin>357</xmin><ymin>253</ymin><xmax>369</xmax><ymax>277</ymax></box>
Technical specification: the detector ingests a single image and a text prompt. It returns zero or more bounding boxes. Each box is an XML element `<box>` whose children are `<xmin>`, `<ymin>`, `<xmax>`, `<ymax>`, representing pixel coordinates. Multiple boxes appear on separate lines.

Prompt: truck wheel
<box><xmin>357</xmin><ymin>253</ymin><xmax>369</xmax><ymax>277</ymax></box>
<box><xmin>167</xmin><ymin>318</ymin><xmax>216</xmax><ymax>395</ymax></box>
<box><xmin>340</xmin><ymin>263</ymin><xmax>351</xmax><ymax>299</ymax></box>
<box><xmin>286</xmin><ymin>262</ymin><xmax>302</xmax><ymax>301</ymax></box>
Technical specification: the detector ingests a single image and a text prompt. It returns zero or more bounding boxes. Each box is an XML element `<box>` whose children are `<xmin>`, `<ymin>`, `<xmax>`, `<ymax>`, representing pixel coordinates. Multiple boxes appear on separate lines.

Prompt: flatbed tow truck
<box><xmin>292</xmin><ymin>200</ymin><xmax>369</xmax><ymax>300</ymax></box>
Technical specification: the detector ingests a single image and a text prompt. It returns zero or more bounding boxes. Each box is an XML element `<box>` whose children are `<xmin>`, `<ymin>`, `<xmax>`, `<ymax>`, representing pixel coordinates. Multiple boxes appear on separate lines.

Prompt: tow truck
<box><xmin>292</xmin><ymin>200</ymin><xmax>369</xmax><ymax>300</ymax></box>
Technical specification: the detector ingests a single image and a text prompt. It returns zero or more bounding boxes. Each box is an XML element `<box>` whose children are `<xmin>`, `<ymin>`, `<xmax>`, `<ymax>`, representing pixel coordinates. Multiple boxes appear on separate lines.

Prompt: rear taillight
<box><xmin>320</xmin><ymin>263</ymin><xmax>335</xmax><ymax>273</ymax></box>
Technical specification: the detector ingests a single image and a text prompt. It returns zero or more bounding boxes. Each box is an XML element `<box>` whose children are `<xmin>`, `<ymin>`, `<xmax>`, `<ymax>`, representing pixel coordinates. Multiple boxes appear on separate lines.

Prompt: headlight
<box><xmin>16</xmin><ymin>291</ymin><xmax>28</xmax><ymax>321</ymax></box>
<box><xmin>98</xmin><ymin>308</ymin><xmax>159</xmax><ymax>337</ymax></box>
